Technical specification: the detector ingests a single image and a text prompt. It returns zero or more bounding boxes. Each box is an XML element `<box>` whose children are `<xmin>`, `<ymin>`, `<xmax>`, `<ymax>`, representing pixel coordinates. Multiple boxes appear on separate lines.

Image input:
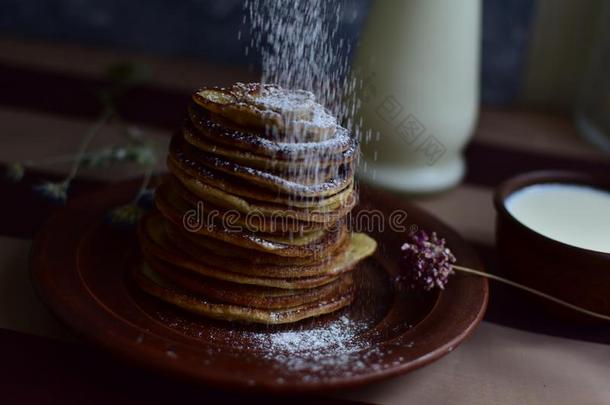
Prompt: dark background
<box><xmin>0</xmin><ymin>0</ymin><xmax>539</xmax><ymax>105</ymax></box>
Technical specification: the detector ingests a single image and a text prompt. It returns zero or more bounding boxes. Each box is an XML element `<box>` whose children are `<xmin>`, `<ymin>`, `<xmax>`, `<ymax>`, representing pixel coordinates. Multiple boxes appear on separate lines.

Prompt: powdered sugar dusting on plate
<box><xmin>253</xmin><ymin>315</ymin><xmax>365</xmax><ymax>353</ymax></box>
<box><xmin>151</xmin><ymin>308</ymin><xmax>414</xmax><ymax>384</ymax></box>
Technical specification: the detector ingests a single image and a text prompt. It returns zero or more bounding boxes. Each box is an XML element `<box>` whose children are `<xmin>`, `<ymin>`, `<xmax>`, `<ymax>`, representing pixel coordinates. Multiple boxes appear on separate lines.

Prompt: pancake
<box><xmin>156</xmin><ymin>182</ymin><xmax>346</xmax><ymax>248</ymax></box>
<box><xmin>187</xmin><ymin>105</ymin><xmax>355</xmax><ymax>160</ymax></box>
<box><xmin>138</xmin><ymin>213</ymin><xmax>348</xmax><ymax>289</ymax></box>
<box><xmin>134</xmin><ymin>265</ymin><xmax>355</xmax><ymax>324</ymax></box>
<box><xmin>154</xmin><ymin>186</ymin><xmax>349</xmax><ymax>257</ymax></box>
<box><xmin>145</xmin><ymin>255</ymin><xmax>354</xmax><ymax>309</ymax></box>
<box><xmin>166</xmin><ymin>223</ymin><xmax>351</xmax><ymax>275</ymax></box>
<box><xmin>140</xmin><ymin>213</ymin><xmax>376</xmax><ymax>281</ymax></box>
<box><xmin>166</xmin><ymin>221</ymin><xmax>377</xmax><ymax>279</ymax></box>
<box><xmin>165</xmin><ymin>223</ymin><xmax>330</xmax><ymax>266</ymax></box>
<box><xmin>168</xmin><ymin>156</ymin><xmax>356</xmax><ymax>210</ymax></box>
<box><xmin>183</xmin><ymin>124</ymin><xmax>357</xmax><ymax>172</ymax></box>
<box><xmin>171</xmin><ymin>134</ymin><xmax>353</xmax><ymax>197</ymax></box>
<box><xmin>192</xmin><ymin>83</ymin><xmax>337</xmax><ymax>141</ymax></box>
<box><xmin>167</xmin><ymin>176</ymin><xmax>354</xmax><ymax>233</ymax></box>
<box><xmin>163</xmin><ymin>176</ymin><xmax>328</xmax><ymax>235</ymax></box>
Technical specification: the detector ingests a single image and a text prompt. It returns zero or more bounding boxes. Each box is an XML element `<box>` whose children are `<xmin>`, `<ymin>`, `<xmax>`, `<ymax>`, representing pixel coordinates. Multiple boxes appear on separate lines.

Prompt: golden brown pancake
<box><xmin>183</xmin><ymin>125</ymin><xmax>357</xmax><ymax>172</ymax></box>
<box><xmin>166</xmin><ymin>224</ymin><xmax>351</xmax><ymax>276</ymax></box>
<box><xmin>192</xmin><ymin>83</ymin><xmax>338</xmax><ymax>141</ymax></box>
<box><xmin>186</xmin><ymin>106</ymin><xmax>356</xmax><ymax>163</ymax></box>
<box><xmin>157</xmin><ymin>179</ymin><xmax>328</xmax><ymax>241</ymax></box>
<box><xmin>134</xmin><ymin>265</ymin><xmax>355</xmax><ymax>324</ymax></box>
<box><xmin>138</xmin><ymin>212</ymin><xmax>349</xmax><ymax>289</ymax></box>
<box><xmin>140</xmin><ymin>213</ymin><xmax>376</xmax><ymax>281</ymax></box>
<box><xmin>166</xmin><ymin>176</ymin><xmax>355</xmax><ymax>234</ymax></box>
<box><xmin>154</xmin><ymin>186</ymin><xmax>349</xmax><ymax>258</ymax></box>
<box><xmin>170</xmin><ymin>134</ymin><xmax>354</xmax><ymax>198</ymax></box>
<box><xmin>156</xmin><ymin>180</ymin><xmax>345</xmax><ymax>246</ymax></box>
<box><xmin>187</xmin><ymin>143</ymin><xmax>353</xmax><ymax>191</ymax></box>
<box><xmin>167</xmin><ymin>225</ymin><xmax>377</xmax><ymax>279</ymax></box>
<box><xmin>165</xmin><ymin>223</ymin><xmax>334</xmax><ymax>266</ymax></box>
<box><xmin>168</xmin><ymin>156</ymin><xmax>356</xmax><ymax>211</ymax></box>
<box><xmin>166</xmin><ymin>180</ymin><xmax>326</xmax><ymax>236</ymax></box>
<box><xmin>144</xmin><ymin>255</ymin><xmax>354</xmax><ymax>310</ymax></box>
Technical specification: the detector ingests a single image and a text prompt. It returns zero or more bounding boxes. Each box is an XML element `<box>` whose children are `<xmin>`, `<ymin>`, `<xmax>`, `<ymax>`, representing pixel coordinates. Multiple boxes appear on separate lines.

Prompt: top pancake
<box><xmin>192</xmin><ymin>83</ymin><xmax>338</xmax><ymax>141</ymax></box>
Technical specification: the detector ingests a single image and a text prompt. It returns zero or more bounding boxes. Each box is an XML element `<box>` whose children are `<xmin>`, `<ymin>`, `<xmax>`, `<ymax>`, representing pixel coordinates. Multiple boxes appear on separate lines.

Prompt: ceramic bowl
<box><xmin>494</xmin><ymin>170</ymin><xmax>610</xmax><ymax>321</ymax></box>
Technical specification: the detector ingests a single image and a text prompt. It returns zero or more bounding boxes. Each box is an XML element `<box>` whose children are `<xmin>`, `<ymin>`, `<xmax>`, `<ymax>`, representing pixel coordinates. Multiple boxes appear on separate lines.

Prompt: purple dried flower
<box><xmin>397</xmin><ymin>230</ymin><xmax>456</xmax><ymax>291</ymax></box>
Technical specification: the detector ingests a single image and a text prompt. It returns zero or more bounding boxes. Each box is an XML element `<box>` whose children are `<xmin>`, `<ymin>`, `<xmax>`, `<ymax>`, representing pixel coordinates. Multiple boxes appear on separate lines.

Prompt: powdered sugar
<box><xmin>292</xmin><ymin>104</ymin><xmax>337</xmax><ymax>131</ymax></box>
<box><xmin>252</xmin><ymin>85</ymin><xmax>316</xmax><ymax>117</ymax></box>
<box><xmin>254</xmin><ymin>315</ymin><xmax>364</xmax><ymax>353</ymax></box>
<box><xmin>241</xmin><ymin>0</ymin><xmax>363</xmax><ymax>203</ymax></box>
<box><xmin>242</xmin><ymin>0</ymin><xmax>358</xmax><ymax>131</ymax></box>
<box><xmin>239</xmin><ymin>315</ymin><xmax>411</xmax><ymax>380</ymax></box>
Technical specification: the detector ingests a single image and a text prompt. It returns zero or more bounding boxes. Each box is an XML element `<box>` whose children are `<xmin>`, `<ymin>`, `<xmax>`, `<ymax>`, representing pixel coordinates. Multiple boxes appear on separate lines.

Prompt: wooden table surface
<box><xmin>0</xmin><ymin>38</ymin><xmax>609</xmax><ymax>405</ymax></box>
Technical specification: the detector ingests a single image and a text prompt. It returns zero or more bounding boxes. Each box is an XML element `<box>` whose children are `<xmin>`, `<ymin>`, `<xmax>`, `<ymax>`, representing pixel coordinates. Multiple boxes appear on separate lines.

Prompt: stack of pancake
<box><xmin>136</xmin><ymin>83</ymin><xmax>376</xmax><ymax>324</ymax></box>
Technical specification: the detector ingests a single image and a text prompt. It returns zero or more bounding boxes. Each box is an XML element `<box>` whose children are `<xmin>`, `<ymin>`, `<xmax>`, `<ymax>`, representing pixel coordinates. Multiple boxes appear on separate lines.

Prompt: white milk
<box><xmin>506</xmin><ymin>184</ymin><xmax>610</xmax><ymax>253</ymax></box>
<box><xmin>354</xmin><ymin>0</ymin><xmax>481</xmax><ymax>192</ymax></box>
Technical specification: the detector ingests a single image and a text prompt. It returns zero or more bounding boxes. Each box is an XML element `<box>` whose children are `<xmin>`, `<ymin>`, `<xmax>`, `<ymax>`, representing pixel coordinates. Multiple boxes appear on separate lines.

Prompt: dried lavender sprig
<box><xmin>64</xmin><ymin>109</ymin><xmax>114</xmax><ymax>184</ymax></box>
<box><xmin>397</xmin><ymin>230</ymin><xmax>456</xmax><ymax>291</ymax></box>
<box><xmin>105</xmin><ymin>147</ymin><xmax>157</xmax><ymax>228</ymax></box>
<box><xmin>32</xmin><ymin>110</ymin><xmax>113</xmax><ymax>204</ymax></box>
<box><xmin>131</xmin><ymin>158</ymin><xmax>156</xmax><ymax>205</ymax></box>
<box><xmin>49</xmin><ymin>63</ymin><xmax>147</xmax><ymax>189</ymax></box>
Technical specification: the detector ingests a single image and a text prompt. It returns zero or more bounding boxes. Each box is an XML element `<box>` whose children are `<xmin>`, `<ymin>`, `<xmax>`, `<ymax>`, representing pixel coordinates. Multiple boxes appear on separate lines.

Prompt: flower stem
<box><xmin>453</xmin><ymin>265</ymin><xmax>610</xmax><ymax>322</ymax></box>
<box><xmin>132</xmin><ymin>162</ymin><xmax>155</xmax><ymax>204</ymax></box>
<box><xmin>64</xmin><ymin>109</ymin><xmax>114</xmax><ymax>183</ymax></box>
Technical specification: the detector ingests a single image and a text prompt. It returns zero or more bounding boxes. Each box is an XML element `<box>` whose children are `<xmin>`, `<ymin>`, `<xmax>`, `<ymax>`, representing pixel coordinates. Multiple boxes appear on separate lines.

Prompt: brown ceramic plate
<box><xmin>31</xmin><ymin>181</ymin><xmax>488</xmax><ymax>393</ymax></box>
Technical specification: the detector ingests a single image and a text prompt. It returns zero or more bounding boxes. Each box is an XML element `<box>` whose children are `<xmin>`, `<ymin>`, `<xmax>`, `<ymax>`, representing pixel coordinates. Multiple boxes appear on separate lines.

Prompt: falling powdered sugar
<box><xmin>241</xmin><ymin>1</ymin><xmax>362</xmax><ymax>204</ymax></box>
<box><xmin>242</xmin><ymin>0</ymin><xmax>360</xmax><ymax>135</ymax></box>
